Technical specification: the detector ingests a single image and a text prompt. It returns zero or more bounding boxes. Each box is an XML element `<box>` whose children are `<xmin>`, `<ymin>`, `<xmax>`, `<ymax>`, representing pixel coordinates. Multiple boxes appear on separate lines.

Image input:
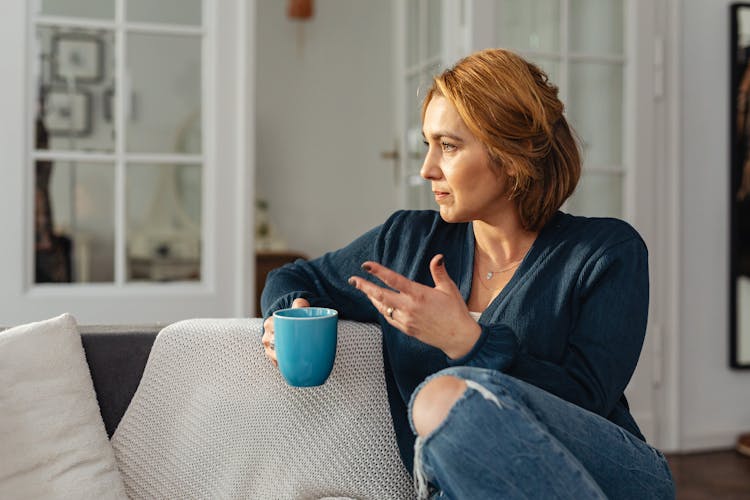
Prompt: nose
<box><xmin>420</xmin><ymin>149</ymin><xmax>443</xmax><ymax>181</ymax></box>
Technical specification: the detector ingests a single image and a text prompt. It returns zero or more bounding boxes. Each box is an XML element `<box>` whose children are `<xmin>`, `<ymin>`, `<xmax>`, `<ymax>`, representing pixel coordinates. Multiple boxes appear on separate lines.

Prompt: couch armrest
<box><xmin>80</xmin><ymin>326</ymin><xmax>160</xmax><ymax>437</ymax></box>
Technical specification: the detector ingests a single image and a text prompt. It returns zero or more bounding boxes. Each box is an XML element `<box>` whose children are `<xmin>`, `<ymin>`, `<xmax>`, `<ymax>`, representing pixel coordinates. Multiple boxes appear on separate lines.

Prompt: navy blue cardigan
<box><xmin>261</xmin><ymin>210</ymin><xmax>649</xmax><ymax>471</ymax></box>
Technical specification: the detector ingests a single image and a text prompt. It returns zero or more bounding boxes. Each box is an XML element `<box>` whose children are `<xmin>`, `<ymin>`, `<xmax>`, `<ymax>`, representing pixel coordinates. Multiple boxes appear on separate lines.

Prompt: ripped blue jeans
<box><xmin>408</xmin><ymin>367</ymin><xmax>675</xmax><ymax>499</ymax></box>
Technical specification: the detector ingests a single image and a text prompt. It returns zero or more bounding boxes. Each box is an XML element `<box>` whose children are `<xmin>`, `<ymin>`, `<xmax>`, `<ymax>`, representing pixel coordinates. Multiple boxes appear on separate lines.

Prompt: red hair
<box><xmin>423</xmin><ymin>49</ymin><xmax>581</xmax><ymax>231</ymax></box>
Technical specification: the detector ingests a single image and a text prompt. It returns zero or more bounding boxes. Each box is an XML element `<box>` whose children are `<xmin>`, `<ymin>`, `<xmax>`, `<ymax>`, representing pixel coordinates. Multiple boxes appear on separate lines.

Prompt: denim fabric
<box><xmin>409</xmin><ymin>367</ymin><xmax>675</xmax><ymax>500</ymax></box>
<box><xmin>261</xmin><ymin>210</ymin><xmax>650</xmax><ymax>472</ymax></box>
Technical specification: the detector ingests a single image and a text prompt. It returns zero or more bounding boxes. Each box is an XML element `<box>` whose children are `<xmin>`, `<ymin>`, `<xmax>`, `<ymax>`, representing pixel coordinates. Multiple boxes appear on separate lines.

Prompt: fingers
<box><xmin>359</xmin><ymin>261</ymin><xmax>418</xmax><ymax>295</ymax></box>
<box><xmin>291</xmin><ymin>298</ymin><xmax>311</xmax><ymax>308</ymax></box>
<box><xmin>266</xmin><ymin>347</ymin><xmax>278</xmax><ymax>367</ymax></box>
<box><xmin>348</xmin><ymin>264</ymin><xmax>411</xmax><ymax>327</ymax></box>
<box><xmin>348</xmin><ymin>273</ymin><xmax>404</xmax><ymax>312</ymax></box>
<box><xmin>263</xmin><ymin>299</ymin><xmax>308</xmax><ymax>368</ymax></box>
<box><xmin>348</xmin><ymin>257</ymin><xmax>462</xmax><ymax>328</ymax></box>
<box><xmin>365</xmin><ymin>291</ymin><xmax>398</xmax><ymax>325</ymax></box>
<box><xmin>262</xmin><ymin>316</ymin><xmax>278</xmax><ymax>367</ymax></box>
<box><xmin>429</xmin><ymin>254</ymin><xmax>459</xmax><ymax>292</ymax></box>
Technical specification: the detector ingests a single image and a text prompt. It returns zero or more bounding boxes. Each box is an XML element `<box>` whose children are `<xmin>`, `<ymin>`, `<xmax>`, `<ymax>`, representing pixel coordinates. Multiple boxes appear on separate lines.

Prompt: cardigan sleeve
<box><xmin>260</xmin><ymin>215</ymin><xmax>400</xmax><ymax>322</ymax></box>
<box><xmin>450</xmin><ymin>237</ymin><xmax>649</xmax><ymax>418</ymax></box>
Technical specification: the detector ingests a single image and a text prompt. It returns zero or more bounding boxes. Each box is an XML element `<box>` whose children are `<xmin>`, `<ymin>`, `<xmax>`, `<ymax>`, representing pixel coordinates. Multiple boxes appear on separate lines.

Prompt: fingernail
<box><xmin>361</xmin><ymin>263</ymin><xmax>372</xmax><ymax>272</ymax></box>
<box><xmin>436</xmin><ymin>256</ymin><xmax>444</xmax><ymax>267</ymax></box>
<box><xmin>348</xmin><ymin>277</ymin><xmax>356</xmax><ymax>286</ymax></box>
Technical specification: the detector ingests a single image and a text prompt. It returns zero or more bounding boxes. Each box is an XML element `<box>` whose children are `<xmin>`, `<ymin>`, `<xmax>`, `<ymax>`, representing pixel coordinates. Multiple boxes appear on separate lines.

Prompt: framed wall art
<box><xmin>51</xmin><ymin>32</ymin><xmax>104</xmax><ymax>84</ymax></box>
<box><xmin>44</xmin><ymin>88</ymin><xmax>93</xmax><ymax>137</ymax></box>
<box><xmin>730</xmin><ymin>3</ymin><xmax>750</xmax><ymax>368</ymax></box>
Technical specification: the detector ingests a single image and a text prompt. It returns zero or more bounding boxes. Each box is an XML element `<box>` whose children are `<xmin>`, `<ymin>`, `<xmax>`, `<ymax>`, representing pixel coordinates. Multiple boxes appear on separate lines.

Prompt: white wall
<box><xmin>680</xmin><ymin>0</ymin><xmax>750</xmax><ymax>450</ymax></box>
<box><xmin>255</xmin><ymin>0</ymin><xmax>397</xmax><ymax>258</ymax></box>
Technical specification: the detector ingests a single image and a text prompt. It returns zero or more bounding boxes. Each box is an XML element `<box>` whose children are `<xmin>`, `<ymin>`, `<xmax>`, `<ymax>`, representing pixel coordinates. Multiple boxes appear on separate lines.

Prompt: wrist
<box><xmin>444</xmin><ymin>320</ymin><xmax>482</xmax><ymax>360</ymax></box>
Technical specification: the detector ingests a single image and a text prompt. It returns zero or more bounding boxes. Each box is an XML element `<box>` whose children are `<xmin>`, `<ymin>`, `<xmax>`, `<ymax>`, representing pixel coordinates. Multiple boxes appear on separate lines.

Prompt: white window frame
<box><xmin>28</xmin><ymin>2</ymin><xmax>212</xmax><ymax>292</ymax></box>
<box><xmin>0</xmin><ymin>0</ymin><xmax>255</xmax><ymax>324</ymax></box>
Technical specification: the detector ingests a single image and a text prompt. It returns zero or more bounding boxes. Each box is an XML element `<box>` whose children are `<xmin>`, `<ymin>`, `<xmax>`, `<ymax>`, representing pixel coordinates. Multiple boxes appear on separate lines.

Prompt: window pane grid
<box><xmin>30</xmin><ymin>0</ymin><xmax>205</xmax><ymax>287</ymax></box>
<box><xmin>34</xmin><ymin>17</ymin><xmax>205</xmax><ymax>35</ymax></box>
<box><xmin>33</xmin><ymin>151</ymin><xmax>203</xmax><ymax>164</ymax></box>
<box><xmin>514</xmin><ymin>50</ymin><xmax>625</xmax><ymax>64</ymax></box>
<box><xmin>114</xmin><ymin>0</ymin><xmax>125</xmax><ymax>284</ymax></box>
<box><xmin>496</xmin><ymin>0</ymin><xmax>626</xmax><ymax>219</ymax></box>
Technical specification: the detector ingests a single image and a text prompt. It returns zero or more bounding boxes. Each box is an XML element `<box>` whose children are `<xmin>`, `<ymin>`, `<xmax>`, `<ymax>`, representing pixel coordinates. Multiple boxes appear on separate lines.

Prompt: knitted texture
<box><xmin>111</xmin><ymin>318</ymin><xmax>414</xmax><ymax>499</ymax></box>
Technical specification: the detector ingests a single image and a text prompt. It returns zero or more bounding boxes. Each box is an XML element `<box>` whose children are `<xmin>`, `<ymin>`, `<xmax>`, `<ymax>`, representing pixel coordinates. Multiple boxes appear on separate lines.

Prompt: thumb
<box><xmin>291</xmin><ymin>298</ymin><xmax>311</xmax><ymax>308</ymax></box>
<box><xmin>429</xmin><ymin>254</ymin><xmax>457</xmax><ymax>292</ymax></box>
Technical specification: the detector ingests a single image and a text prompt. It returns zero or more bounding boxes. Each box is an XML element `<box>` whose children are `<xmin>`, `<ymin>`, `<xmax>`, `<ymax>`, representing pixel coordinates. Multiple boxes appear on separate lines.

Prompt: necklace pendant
<box><xmin>485</xmin><ymin>271</ymin><xmax>494</xmax><ymax>280</ymax></box>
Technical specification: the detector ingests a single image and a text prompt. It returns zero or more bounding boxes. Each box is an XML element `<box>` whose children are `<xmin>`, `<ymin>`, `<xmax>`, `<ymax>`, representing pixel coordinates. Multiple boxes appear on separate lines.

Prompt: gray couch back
<box><xmin>79</xmin><ymin>326</ymin><xmax>159</xmax><ymax>437</ymax></box>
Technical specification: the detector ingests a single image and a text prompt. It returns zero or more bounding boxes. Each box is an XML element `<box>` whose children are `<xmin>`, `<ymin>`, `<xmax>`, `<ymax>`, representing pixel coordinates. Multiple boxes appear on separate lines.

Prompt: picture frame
<box><xmin>730</xmin><ymin>3</ymin><xmax>750</xmax><ymax>368</ymax></box>
<box><xmin>44</xmin><ymin>88</ymin><xmax>93</xmax><ymax>137</ymax></box>
<box><xmin>51</xmin><ymin>32</ymin><xmax>104</xmax><ymax>84</ymax></box>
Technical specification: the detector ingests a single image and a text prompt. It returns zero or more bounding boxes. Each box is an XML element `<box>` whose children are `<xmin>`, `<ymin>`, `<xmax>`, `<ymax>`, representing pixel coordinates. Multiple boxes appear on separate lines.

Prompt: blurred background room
<box><xmin>0</xmin><ymin>0</ymin><xmax>748</xmax><ymax>497</ymax></box>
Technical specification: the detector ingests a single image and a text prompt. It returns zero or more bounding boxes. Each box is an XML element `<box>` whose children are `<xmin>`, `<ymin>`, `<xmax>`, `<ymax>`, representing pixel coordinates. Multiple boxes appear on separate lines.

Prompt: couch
<box><xmin>0</xmin><ymin>315</ymin><xmax>415</xmax><ymax>499</ymax></box>
<box><xmin>79</xmin><ymin>325</ymin><xmax>159</xmax><ymax>438</ymax></box>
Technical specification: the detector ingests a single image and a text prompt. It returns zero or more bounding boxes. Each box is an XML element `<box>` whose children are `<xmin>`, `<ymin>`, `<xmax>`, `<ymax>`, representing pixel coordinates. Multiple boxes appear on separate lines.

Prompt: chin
<box><xmin>438</xmin><ymin>206</ymin><xmax>471</xmax><ymax>224</ymax></box>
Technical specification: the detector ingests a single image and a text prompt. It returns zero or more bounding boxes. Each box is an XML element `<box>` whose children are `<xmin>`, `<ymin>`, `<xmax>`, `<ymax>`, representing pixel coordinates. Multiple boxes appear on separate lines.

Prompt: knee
<box><xmin>412</xmin><ymin>375</ymin><xmax>468</xmax><ymax>437</ymax></box>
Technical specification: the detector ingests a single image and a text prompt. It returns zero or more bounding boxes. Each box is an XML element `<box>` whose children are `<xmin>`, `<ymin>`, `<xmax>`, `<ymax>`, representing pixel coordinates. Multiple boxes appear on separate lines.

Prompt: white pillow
<box><xmin>0</xmin><ymin>313</ymin><xmax>127</xmax><ymax>499</ymax></box>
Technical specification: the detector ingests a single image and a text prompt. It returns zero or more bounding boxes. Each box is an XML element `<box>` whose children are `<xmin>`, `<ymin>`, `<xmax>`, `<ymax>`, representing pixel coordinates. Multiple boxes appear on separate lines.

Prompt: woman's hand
<box><xmin>348</xmin><ymin>254</ymin><xmax>481</xmax><ymax>359</ymax></box>
<box><xmin>262</xmin><ymin>297</ymin><xmax>311</xmax><ymax>367</ymax></box>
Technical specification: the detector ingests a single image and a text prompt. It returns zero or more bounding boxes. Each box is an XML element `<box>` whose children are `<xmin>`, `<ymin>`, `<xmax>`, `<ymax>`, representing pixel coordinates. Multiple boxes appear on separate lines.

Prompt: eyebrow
<box><xmin>422</xmin><ymin>130</ymin><xmax>465</xmax><ymax>143</ymax></box>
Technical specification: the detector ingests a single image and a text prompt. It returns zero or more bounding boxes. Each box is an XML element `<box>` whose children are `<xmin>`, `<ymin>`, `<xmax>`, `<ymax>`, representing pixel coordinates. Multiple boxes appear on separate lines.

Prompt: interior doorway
<box><xmin>254</xmin><ymin>1</ymin><xmax>398</xmax><ymax>261</ymax></box>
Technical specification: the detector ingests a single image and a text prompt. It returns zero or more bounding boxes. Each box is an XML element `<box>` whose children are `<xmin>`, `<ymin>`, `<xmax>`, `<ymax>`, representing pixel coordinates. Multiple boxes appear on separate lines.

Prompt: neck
<box><xmin>472</xmin><ymin>212</ymin><xmax>538</xmax><ymax>268</ymax></box>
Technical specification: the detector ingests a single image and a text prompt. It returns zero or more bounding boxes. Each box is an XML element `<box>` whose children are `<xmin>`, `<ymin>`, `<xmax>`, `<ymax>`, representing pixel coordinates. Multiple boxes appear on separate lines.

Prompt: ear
<box><xmin>502</xmin><ymin>158</ymin><xmax>530</xmax><ymax>200</ymax></box>
<box><xmin>496</xmin><ymin>155</ymin><xmax>518</xmax><ymax>182</ymax></box>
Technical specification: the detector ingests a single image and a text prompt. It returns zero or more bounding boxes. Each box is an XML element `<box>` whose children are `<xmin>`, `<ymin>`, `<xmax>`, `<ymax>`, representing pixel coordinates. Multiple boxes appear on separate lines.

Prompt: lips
<box><xmin>433</xmin><ymin>191</ymin><xmax>450</xmax><ymax>201</ymax></box>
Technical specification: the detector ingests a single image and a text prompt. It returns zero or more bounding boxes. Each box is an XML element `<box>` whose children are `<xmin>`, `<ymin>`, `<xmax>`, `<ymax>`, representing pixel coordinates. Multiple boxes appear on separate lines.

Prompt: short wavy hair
<box><xmin>422</xmin><ymin>49</ymin><xmax>581</xmax><ymax>232</ymax></box>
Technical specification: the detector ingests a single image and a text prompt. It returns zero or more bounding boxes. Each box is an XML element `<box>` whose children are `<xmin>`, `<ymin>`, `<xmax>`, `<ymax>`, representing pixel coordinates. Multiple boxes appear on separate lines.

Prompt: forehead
<box><xmin>424</xmin><ymin>96</ymin><xmax>465</xmax><ymax>126</ymax></box>
<box><xmin>422</xmin><ymin>96</ymin><xmax>472</xmax><ymax>136</ymax></box>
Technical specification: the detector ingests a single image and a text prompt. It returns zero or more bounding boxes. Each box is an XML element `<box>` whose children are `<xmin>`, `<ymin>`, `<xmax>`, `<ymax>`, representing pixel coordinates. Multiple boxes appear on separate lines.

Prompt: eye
<box><xmin>441</xmin><ymin>141</ymin><xmax>456</xmax><ymax>152</ymax></box>
<box><xmin>422</xmin><ymin>140</ymin><xmax>429</xmax><ymax>149</ymax></box>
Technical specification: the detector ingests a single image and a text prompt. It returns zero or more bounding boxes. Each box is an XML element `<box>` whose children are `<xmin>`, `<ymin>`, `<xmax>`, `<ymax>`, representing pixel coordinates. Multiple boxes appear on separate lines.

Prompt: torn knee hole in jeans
<box><xmin>413</xmin><ymin>380</ymin><xmax>504</xmax><ymax>499</ymax></box>
<box><xmin>464</xmin><ymin>380</ymin><xmax>504</xmax><ymax>409</ymax></box>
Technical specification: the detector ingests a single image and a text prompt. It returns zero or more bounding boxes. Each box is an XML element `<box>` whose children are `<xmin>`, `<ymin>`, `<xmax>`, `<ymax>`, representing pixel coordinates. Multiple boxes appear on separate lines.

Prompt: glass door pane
<box><xmin>401</xmin><ymin>0</ymin><xmax>441</xmax><ymax>211</ymax></box>
<box><xmin>426</xmin><ymin>1</ymin><xmax>442</xmax><ymax>60</ymax></box>
<box><xmin>37</xmin><ymin>0</ymin><xmax>115</xmax><ymax>20</ymax></box>
<box><xmin>404</xmin><ymin>65</ymin><xmax>439</xmax><ymax>209</ymax></box>
<box><xmin>126</xmin><ymin>33</ymin><xmax>202</xmax><ymax>154</ymax></box>
<box><xmin>567</xmin><ymin>61</ymin><xmax>623</xmax><ymax>166</ymax></box>
<box><xmin>495</xmin><ymin>0</ymin><xmax>560</xmax><ymax>51</ymax></box>
<box><xmin>406</xmin><ymin>0</ymin><xmax>420</xmax><ymax>67</ymax></box>
<box><xmin>36</xmin><ymin>161</ymin><xmax>115</xmax><ymax>283</ymax></box>
<box><xmin>127</xmin><ymin>0</ymin><xmax>202</xmax><ymax>26</ymax></box>
<box><xmin>34</xmin><ymin>27</ymin><xmax>116</xmax><ymax>152</ymax></box>
<box><xmin>569</xmin><ymin>0</ymin><xmax>624</xmax><ymax>55</ymax></box>
<box><xmin>126</xmin><ymin>163</ymin><xmax>201</xmax><ymax>282</ymax></box>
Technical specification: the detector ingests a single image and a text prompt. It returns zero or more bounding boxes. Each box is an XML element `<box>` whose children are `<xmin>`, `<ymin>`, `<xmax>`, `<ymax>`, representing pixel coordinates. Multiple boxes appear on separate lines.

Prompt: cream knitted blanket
<box><xmin>111</xmin><ymin>318</ymin><xmax>414</xmax><ymax>499</ymax></box>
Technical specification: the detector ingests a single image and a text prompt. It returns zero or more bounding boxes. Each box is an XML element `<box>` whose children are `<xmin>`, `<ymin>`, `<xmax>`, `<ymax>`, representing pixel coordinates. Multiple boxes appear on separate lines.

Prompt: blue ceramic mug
<box><xmin>273</xmin><ymin>307</ymin><xmax>338</xmax><ymax>387</ymax></box>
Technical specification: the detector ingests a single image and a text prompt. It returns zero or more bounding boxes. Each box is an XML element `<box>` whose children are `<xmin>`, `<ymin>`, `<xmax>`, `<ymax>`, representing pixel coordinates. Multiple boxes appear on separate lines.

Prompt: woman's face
<box><xmin>420</xmin><ymin>96</ymin><xmax>512</xmax><ymax>223</ymax></box>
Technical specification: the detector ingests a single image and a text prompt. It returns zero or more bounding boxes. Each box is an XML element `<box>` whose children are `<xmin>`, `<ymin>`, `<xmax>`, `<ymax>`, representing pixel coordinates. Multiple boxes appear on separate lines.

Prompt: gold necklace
<box><xmin>481</xmin><ymin>259</ymin><xmax>523</xmax><ymax>280</ymax></box>
<box><xmin>475</xmin><ymin>273</ymin><xmax>504</xmax><ymax>292</ymax></box>
<box><xmin>473</xmin><ymin>258</ymin><xmax>521</xmax><ymax>293</ymax></box>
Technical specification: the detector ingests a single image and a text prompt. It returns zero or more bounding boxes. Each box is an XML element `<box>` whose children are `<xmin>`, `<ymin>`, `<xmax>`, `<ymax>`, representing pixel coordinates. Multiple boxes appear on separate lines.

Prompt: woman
<box><xmin>261</xmin><ymin>49</ymin><xmax>675</xmax><ymax>499</ymax></box>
